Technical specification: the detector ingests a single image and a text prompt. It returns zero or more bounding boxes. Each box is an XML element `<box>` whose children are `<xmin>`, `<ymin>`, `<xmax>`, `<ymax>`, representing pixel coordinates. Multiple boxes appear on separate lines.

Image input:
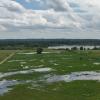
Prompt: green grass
<box><xmin>0</xmin><ymin>50</ymin><xmax>16</xmax><ymax>62</ymax></box>
<box><xmin>0</xmin><ymin>50</ymin><xmax>100</xmax><ymax>100</ymax></box>
<box><xmin>1</xmin><ymin>81</ymin><xmax>100</xmax><ymax>100</ymax></box>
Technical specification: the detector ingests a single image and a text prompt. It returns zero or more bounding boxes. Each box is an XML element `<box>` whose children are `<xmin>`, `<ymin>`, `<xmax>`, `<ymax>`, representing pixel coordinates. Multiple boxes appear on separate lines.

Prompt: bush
<box><xmin>80</xmin><ymin>46</ymin><xmax>84</xmax><ymax>50</ymax></box>
<box><xmin>71</xmin><ymin>47</ymin><xmax>78</xmax><ymax>51</ymax></box>
<box><xmin>36</xmin><ymin>48</ymin><xmax>43</xmax><ymax>54</ymax></box>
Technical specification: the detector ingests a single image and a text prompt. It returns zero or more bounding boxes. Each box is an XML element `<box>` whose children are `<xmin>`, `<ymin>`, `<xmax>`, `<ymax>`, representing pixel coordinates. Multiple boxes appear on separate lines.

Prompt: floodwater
<box><xmin>17</xmin><ymin>52</ymin><xmax>36</xmax><ymax>55</ymax></box>
<box><xmin>17</xmin><ymin>52</ymin><xmax>60</xmax><ymax>55</ymax></box>
<box><xmin>1</xmin><ymin>70</ymin><xmax>100</xmax><ymax>95</ymax></box>
<box><xmin>46</xmin><ymin>71</ymin><xmax>100</xmax><ymax>83</ymax></box>
<box><xmin>48</xmin><ymin>45</ymin><xmax>100</xmax><ymax>50</ymax></box>
<box><xmin>8</xmin><ymin>60</ymin><xmax>25</xmax><ymax>62</ymax></box>
<box><xmin>93</xmin><ymin>62</ymin><xmax>100</xmax><ymax>65</ymax></box>
<box><xmin>0</xmin><ymin>80</ymin><xmax>33</xmax><ymax>95</ymax></box>
<box><xmin>0</xmin><ymin>68</ymin><xmax>52</xmax><ymax>79</ymax></box>
<box><xmin>0</xmin><ymin>80</ymin><xmax>18</xmax><ymax>95</ymax></box>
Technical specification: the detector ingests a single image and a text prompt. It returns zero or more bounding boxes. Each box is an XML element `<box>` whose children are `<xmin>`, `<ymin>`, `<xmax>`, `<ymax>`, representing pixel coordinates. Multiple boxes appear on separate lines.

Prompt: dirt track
<box><xmin>0</xmin><ymin>53</ymin><xmax>15</xmax><ymax>64</ymax></box>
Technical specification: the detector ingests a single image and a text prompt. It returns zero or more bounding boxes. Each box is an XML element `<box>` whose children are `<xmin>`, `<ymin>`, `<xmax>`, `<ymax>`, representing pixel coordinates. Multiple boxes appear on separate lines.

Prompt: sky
<box><xmin>0</xmin><ymin>0</ymin><xmax>100</xmax><ymax>39</ymax></box>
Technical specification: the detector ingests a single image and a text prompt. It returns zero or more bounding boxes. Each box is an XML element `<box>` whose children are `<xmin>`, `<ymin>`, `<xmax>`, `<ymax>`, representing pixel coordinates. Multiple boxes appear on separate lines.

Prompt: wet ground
<box><xmin>1</xmin><ymin>69</ymin><xmax>100</xmax><ymax>95</ymax></box>
<box><xmin>0</xmin><ymin>50</ymin><xmax>100</xmax><ymax>100</ymax></box>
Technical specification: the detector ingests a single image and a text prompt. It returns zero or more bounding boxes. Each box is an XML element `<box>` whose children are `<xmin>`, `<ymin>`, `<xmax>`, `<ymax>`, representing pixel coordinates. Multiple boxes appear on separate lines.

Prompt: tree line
<box><xmin>0</xmin><ymin>39</ymin><xmax>100</xmax><ymax>50</ymax></box>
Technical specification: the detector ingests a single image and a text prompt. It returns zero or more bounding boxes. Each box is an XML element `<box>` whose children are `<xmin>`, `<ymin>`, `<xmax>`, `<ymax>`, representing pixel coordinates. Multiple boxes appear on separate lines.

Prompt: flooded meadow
<box><xmin>0</xmin><ymin>50</ymin><xmax>100</xmax><ymax>100</ymax></box>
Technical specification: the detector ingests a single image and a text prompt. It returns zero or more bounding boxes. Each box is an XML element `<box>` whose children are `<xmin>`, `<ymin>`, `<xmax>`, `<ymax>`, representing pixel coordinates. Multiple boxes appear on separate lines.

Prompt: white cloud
<box><xmin>0</xmin><ymin>0</ymin><xmax>25</xmax><ymax>12</ymax></box>
<box><xmin>0</xmin><ymin>0</ymin><xmax>100</xmax><ymax>38</ymax></box>
<box><xmin>0</xmin><ymin>0</ymin><xmax>48</xmax><ymax>30</ymax></box>
<box><xmin>0</xmin><ymin>0</ymin><xmax>83</xmax><ymax>32</ymax></box>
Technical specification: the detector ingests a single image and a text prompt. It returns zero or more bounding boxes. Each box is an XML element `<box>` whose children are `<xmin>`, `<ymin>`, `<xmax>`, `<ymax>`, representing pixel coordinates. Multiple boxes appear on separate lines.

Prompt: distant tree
<box><xmin>93</xmin><ymin>46</ymin><xmax>98</xmax><ymax>50</ymax></box>
<box><xmin>87</xmin><ymin>48</ymin><xmax>89</xmax><ymax>50</ymax></box>
<box><xmin>71</xmin><ymin>47</ymin><xmax>78</xmax><ymax>51</ymax></box>
<box><xmin>80</xmin><ymin>46</ymin><xmax>84</xmax><ymax>50</ymax></box>
<box><xmin>66</xmin><ymin>48</ymin><xmax>70</xmax><ymax>51</ymax></box>
<box><xmin>84</xmin><ymin>48</ymin><xmax>86</xmax><ymax>51</ymax></box>
<box><xmin>36</xmin><ymin>47</ymin><xmax>43</xmax><ymax>54</ymax></box>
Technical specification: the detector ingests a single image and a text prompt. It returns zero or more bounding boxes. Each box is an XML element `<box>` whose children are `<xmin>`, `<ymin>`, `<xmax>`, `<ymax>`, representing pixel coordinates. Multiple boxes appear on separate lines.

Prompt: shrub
<box><xmin>36</xmin><ymin>48</ymin><xmax>43</xmax><ymax>54</ymax></box>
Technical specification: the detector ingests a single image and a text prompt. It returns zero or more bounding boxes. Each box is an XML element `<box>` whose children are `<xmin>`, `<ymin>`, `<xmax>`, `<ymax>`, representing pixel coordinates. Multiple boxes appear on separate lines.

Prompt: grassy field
<box><xmin>0</xmin><ymin>50</ymin><xmax>100</xmax><ymax>100</ymax></box>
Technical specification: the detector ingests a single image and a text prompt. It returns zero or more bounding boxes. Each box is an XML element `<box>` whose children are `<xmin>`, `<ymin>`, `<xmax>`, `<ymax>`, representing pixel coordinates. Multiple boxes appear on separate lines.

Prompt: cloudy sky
<box><xmin>0</xmin><ymin>0</ymin><xmax>100</xmax><ymax>39</ymax></box>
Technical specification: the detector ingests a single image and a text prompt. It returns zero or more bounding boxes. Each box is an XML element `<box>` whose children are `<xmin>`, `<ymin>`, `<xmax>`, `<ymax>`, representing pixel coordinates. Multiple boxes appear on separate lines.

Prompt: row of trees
<box><xmin>66</xmin><ymin>46</ymin><xmax>100</xmax><ymax>51</ymax></box>
<box><xmin>0</xmin><ymin>39</ymin><xmax>100</xmax><ymax>50</ymax></box>
<box><xmin>36</xmin><ymin>46</ymin><xmax>100</xmax><ymax>55</ymax></box>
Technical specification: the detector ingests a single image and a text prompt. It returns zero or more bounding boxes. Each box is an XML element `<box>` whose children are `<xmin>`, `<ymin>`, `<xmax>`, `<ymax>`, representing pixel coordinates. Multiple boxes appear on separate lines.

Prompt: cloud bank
<box><xmin>0</xmin><ymin>0</ymin><xmax>100</xmax><ymax>39</ymax></box>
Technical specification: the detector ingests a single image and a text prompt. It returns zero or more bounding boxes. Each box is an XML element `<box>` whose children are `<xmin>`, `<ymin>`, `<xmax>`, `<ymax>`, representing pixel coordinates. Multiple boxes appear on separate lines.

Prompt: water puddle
<box><xmin>1</xmin><ymin>71</ymin><xmax>100</xmax><ymax>95</ymax></box>
<box><xmin>17</xmin><ymin>52</ymin><xmax>36</xmax><ymax>55</ymax></box>
<box><xmin>17</xmin><ymin>52</ymin><xmax>58</xmax><ymax>55</ymax></box>
<box><xmin>67</xmin><ymin>66</ymin><xmax>73</xmax><ymax>68</ymax></box>
<box><xmin>0</xmin><ymin>80</ymin><xmax>18</xmax><ymax>95</ymax></box>
<box><xmin>1</xmin><ymin>70</ymin><xmax>100</xmax><ymax>83</ymax></box>
<box><xmin>23</xmin><ymin>66</ymin><xmax>29</xmax><ymax>69</ymax></box>
<box><xmin>8</xmin><ymin>60</ymin><xmax>25</xmax><ymax>62</ymax></box>
<box><xmin>93</xmin><ymin>62</ymin><xmax>100</xmax><ymax>65</ymax></box>
<box><xmin>0</xmin><ymin>68</ymin><xmax>52</xmax><ymax>79</ymax></box>
<box><xmin>54</xmin><ymin>63</ymin><xmax>59</xmax><ymax>66</ymax></box>
<box><xmin>46</xmin><ymin>71</ymin><xmax>100</xmax><ymax>83</ymax></box>
<box><xmin>42</xmin><ymin>52</ymin><xmax>52</xmax><ymax>54</ymax></box>
<box><xmin>83</xmin><ymin>64</ymin><xmax>87</xmax><ymax>66</ymax></box>
<box><xmin>36</xmin><ymin>65</ymin><xmax>44</xmax><ymax>68</ymax></box>
<box><xmin>20</xmin><ymin>62</ymin><xmax>27</xmax><ymax>64</ymax></box>
<box><xmin>33</xmin><ymin>68</ymin><xmax>52</xmax><ymax>72</ymax></box>
<box><xmin>0</xmin><ymin>80</ymin><xmax>33</xmax><ymax>95</ymax></box>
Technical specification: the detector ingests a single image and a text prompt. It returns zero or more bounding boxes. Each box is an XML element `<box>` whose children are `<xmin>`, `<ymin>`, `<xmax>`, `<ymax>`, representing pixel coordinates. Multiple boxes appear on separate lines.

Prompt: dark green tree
<box><xmin>36</xmin><ymin>48</ymin><xmax>43</xmax><ymax>54</ymax></box>
<box><xmin>71</xmin><ymin>47</ymin><xmax>78</xmax><ymax>51</ymax></box>
<box><xmin>80</xmin><ymin>46</ymin><xmax>84</xmax><ymax>50</ymax></box>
